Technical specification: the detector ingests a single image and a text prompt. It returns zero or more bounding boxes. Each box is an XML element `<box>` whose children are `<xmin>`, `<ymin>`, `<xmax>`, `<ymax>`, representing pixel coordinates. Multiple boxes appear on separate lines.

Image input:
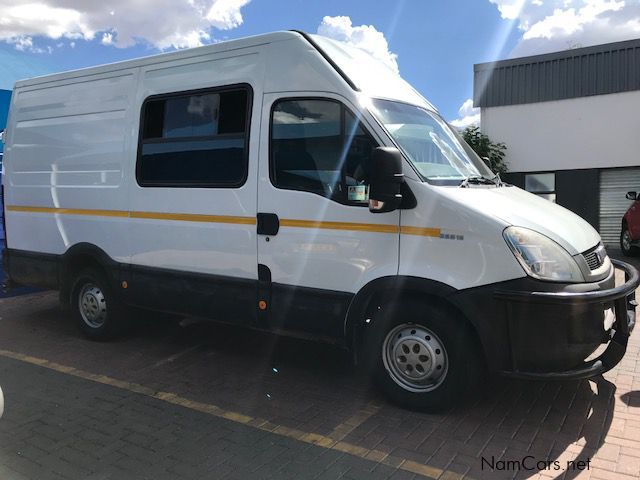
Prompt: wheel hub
<box><xmin>623</xmin><ymin>231</ymin><xmax>632</xmax><ymax>250</ymax></box>
<box><xmin>382</xmin><ymin>324</ymin><xmax>448</xmax><ymax>393</ymax></box>
<box><xmin>79</xmin><ymin>284</ymin><xmax>107</xmax><ymax>328</ymax></box>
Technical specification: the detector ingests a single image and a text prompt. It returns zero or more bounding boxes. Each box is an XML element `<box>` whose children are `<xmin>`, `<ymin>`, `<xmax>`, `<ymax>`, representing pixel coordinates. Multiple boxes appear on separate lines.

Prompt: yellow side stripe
<box><xmin>6</xmin><ymin>205</ymin><xmax>256</xmax><ymax>225</ymax></box>
<box><xmin>6</xmin><ymin>205</ymin><xmax>129</xmax><ymax>218</ymax></box>
<box><xmin>130</xmin><ymin>211</ymin><xmax>256</xmax><ymax>225</ymax></box>
<box><xmin>6</xmin><ymin>205</ymin><xmax>443</xmax><ymax>237</ymax></box>
<box><xmin>280</xmin><ymin>218</ymin><xmax>399</xmax><ymax>234</ymax></box>
<box><xmin>400</xmin><ymin>226</ymin><xmax>442</xmax><ymax>238</ymax></box>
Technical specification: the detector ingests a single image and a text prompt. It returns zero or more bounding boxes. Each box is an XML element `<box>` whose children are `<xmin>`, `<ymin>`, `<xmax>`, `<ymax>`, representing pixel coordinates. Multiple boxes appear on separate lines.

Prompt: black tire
<box><xmin>70</xmin><ymin>268</ymin><xmax>126</xmax><ymax>340</ymax></box>
<box><xmin>362</xmin><ymin>299</ymin><xmax>482</xmax><ymax>411</ymax></box>
<box><xmin>620</xmin><ymin>225</ymin><xmax>638</xmax><ymax>256</ymax></box>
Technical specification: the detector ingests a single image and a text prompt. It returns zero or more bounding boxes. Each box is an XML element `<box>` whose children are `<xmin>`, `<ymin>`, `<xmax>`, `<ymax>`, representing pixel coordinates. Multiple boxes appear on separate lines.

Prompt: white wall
<box><xmin>481</xmin><ymin>89</ymin><xmax>640</xmax><ymax>173</ymax></box>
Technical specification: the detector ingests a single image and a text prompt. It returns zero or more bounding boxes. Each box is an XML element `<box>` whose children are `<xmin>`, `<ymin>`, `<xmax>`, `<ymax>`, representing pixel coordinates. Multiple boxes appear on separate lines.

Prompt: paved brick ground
<box><xmin>0</xmin><ymin>259</ymin><xmax>638</xmax><ymax>479</ymax></box>
<box><xmin>0</xmin><ymin>356</ymin><xmax>414</xmax><ymax>480</ymax></box>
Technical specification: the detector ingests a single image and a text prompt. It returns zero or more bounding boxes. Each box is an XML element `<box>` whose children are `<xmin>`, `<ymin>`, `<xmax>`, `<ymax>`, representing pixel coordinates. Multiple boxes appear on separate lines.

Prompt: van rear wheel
<box><xmin>70</xmin><ymin>268</ymin><xmax>126</xmax><ymax>340</ymax></box>
<box><xmin>363</xmin><ymin>300</ymin><xmax>480</xmax><ymax>411</ymax></box>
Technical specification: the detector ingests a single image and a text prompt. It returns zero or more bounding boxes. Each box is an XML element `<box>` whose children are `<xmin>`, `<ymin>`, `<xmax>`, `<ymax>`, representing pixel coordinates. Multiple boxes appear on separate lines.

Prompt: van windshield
<box><xmin>370</xmin><ymin>99</ymin><xmax>494</xmax><ymax>185</ymax></box>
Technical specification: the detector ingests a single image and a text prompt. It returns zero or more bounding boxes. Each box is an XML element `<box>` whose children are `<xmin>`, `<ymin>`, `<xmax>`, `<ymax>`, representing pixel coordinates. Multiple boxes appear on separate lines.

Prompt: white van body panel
<box><xmin>262</xmin><ymin>39</ymin><xmax>351</xmax><ymax>95</ymax></box>
<box><xmin>399</xmin><ymin>179</ymin><xmax>526</xmax><ymax>289</ymax></box>
<box><xmin>438</xmin><ymin>186</ymin><xmax>601</xmax><ymax>256</ymax></box>
<box><xmin>4</xmin><ymin>70</ymin><xmax>137</xmax><ymax>262</ymax></box>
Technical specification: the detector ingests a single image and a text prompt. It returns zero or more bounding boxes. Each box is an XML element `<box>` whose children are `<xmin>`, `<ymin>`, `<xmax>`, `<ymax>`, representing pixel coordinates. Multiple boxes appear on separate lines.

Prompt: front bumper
<box><xmin>494</xmin><ymin>259</ymin><xmax>638</xmax><ymax>380</ymax></box>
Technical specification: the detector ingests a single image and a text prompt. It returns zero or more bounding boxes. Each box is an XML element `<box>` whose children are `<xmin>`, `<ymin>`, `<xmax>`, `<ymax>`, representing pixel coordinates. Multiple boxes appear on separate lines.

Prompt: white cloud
<box><xmin>491</xmin><ymin>0</ymin><xmax>528</xmax><ymax>20</ymax></box>
<box><xmin>13</xmin><ymin>36</ymin><xmax>35</xmax><ymax>52</ymax></box>
<box><xmin>450</xmin><ymin>99</ymin><xmax>480</xmax><ymax>129</ymax></box>
<box><xmin>101</xmin><ymin>32</ymin><xmax>113</xmax><ymax>46</ymax></box>
<box><xmin>317</xmin><ymin>15</ymin><xmax>399</xmax><ymax>73</ymax></box>
<box><xmin>0</xmin><ymin>0</ymin><xmax>251</xmax><ymax>52</ymax></box>
<box><xmin>13</xmin><ymin>34</ymin><xmax>52</xmax><ymax>53</ymax></box>
<box><xmin>489</xmin><ymin>0</ymin><xmax>640</xmax><ymax>56</ymax></box>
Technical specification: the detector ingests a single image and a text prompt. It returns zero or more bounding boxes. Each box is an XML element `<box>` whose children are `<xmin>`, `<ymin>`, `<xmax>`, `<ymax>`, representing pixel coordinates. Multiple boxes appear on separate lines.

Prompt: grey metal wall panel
<box><xmin>599</xmin><ymin>168</ymin><xmax>640</xmax><ymax>246</ymax></box>
<box><xmin>555</xmin><ymin>169</ymin><xmax>599</xmax><ymax>230</ymax></box>
<box><xmin>475</xmin><ymin>38</ymin><xmax>640</xmax><ymax>108</ymax></box>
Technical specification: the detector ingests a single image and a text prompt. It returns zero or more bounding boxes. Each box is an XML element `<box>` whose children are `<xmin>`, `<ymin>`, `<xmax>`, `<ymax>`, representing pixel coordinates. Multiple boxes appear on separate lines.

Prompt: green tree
<box><xmin>462</xmin><ymin>126</ymin><xmax>508</xmax><ymax>175</ymax></box>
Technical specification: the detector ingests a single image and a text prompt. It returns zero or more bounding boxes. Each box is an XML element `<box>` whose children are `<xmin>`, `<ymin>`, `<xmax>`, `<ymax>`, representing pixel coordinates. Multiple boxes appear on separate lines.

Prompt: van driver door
<box><xmin>256</xmin><ymin>93</ymin><xmax>400</xmax><ymax>340</ymax></box>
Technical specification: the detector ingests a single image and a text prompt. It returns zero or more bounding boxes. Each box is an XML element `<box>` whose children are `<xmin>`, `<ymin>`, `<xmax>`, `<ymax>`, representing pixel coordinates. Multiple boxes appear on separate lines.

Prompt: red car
<box><xmin>621</xmin><ymin>191</ymin><xmax>640</xmax><ymax>255</ymax></box>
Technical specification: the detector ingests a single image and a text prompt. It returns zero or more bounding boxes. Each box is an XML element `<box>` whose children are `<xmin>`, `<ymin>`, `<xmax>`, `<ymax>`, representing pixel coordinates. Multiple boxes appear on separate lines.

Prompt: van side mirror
<box><xmin>626</xmin><ymin>191</ymin><xmax>637</xmax><ymax>201</ymax></box>
<box><xmin>369</xmin><ymin>147</ymin><xmax>404</xmax><ymax>213</ymax></box>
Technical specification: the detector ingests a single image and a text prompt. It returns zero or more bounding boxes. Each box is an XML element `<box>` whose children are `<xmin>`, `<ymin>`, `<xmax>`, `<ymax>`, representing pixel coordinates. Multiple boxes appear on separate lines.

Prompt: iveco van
<box><xmin>2</xmin><ymin>31</ymin><xmax>638</xmax><ymax>409</ymax></box>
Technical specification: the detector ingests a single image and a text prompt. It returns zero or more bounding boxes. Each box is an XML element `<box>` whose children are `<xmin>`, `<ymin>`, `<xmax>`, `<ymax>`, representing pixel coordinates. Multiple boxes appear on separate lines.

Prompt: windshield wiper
<box><xmin>460</xmin><ymin>173</ymin><xmax>504</xmax><ymax>188</ymax></box>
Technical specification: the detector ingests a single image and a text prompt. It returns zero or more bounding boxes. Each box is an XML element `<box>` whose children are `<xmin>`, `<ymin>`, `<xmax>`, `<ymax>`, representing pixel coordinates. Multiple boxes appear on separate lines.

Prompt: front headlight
<box><xmin>503</xmin><ymin>226</ymin><xmax>584</xmax><ymax>282</ymax></box>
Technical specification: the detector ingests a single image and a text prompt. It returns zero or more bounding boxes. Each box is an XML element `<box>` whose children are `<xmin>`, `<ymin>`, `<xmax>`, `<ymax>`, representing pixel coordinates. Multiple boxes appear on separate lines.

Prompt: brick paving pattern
<box><xmin>0</xmin><ymin>258</ymin><xmax>638</xmax><ymax>479</ymax></box>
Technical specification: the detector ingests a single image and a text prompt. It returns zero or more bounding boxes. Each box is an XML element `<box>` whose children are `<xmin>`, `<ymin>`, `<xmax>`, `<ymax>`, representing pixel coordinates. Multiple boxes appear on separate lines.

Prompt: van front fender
<box><xmin>345</xmin><ymin>276</ymin><xmax>459</xmax><ymax>359</ymax></box>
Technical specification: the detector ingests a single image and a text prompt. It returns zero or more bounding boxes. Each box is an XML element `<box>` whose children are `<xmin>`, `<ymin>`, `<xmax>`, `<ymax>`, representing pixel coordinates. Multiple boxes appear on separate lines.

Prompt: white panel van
<box><xmin>2</xmin><ymin>31</ymin><xmax>638</xmax><ymax>410</ymax></box>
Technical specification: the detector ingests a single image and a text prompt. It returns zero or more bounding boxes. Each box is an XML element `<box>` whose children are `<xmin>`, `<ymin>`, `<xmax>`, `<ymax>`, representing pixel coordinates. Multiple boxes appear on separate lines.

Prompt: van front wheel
<box><xmin>70</xmin><ymin>268</ymin><xmax>125</xmax><ymax>340</ymax></box>
<box><xmin>364</xmin><ymin>301</ymin><xmax>480</xmax><ymax>411</ymax></box>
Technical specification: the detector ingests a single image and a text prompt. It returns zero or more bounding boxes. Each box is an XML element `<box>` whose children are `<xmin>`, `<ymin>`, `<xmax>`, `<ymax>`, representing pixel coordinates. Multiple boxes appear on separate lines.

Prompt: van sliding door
<box><xmin>126</xmin><ymin>79</ymin><xmax>260</xmax><ymax>324</ymax></box>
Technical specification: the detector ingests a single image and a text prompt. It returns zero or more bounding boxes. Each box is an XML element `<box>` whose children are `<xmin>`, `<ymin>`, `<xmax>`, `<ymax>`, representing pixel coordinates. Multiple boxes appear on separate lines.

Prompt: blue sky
<box><xmin>0</xmin><ymin>0</ymin><xmax>638</xmax><ymax>125</ymax></box>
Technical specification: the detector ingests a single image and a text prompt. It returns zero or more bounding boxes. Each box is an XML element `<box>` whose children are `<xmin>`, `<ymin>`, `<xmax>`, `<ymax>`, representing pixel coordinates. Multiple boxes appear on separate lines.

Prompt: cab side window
<box><xmin>270</xmin><ymin>99</ymin><xmax>377</xmax><ymax>205</ymax></box>
<box><xmin>137</xmin><ymin>86</ymin><xmax>251</xmax><ymax>187</ymax></box>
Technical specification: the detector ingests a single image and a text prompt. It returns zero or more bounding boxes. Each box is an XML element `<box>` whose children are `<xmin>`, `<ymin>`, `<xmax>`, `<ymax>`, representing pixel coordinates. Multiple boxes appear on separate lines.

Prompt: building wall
<box><xmin>481</xmin><ymin>89</ymin><xmax>640</xmax><ymax>173</ymax></box>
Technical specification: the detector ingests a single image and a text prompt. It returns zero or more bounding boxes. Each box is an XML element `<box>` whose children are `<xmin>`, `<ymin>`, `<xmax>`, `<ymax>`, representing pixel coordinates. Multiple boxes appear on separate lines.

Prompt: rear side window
<box><xmin>270</xmin><ymin>98</ymin><xmax>378</xmax><ymax>205</ymax></box>
<box><xmin>137</xmin><ymin>86</ymin><xmax>251</xmax><ymax>187</ymax></box>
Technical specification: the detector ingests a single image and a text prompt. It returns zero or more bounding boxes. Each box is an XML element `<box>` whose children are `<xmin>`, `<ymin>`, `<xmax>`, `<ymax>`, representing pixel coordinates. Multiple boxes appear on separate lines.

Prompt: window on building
<box><xmin>270</xmin><ymin>99</ymin><xmax>377</xmax><ymax>205</ymax></box>
<box><xmin>525</xmin><ymin>172</ymin><xmax>556</xmax><ymax>202</ymax></box>
<box><xmin>137</xmin><ymin>86</ymin><xmax>250</xmax><ymax>187</ymax></box>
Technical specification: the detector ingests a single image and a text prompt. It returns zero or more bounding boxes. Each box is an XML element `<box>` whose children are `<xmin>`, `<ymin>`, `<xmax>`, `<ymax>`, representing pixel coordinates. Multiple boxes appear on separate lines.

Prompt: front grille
<box><xmin>582</xmin><ymin>244</ymin><xmax>607</xmax><ymax>271</ymax></box>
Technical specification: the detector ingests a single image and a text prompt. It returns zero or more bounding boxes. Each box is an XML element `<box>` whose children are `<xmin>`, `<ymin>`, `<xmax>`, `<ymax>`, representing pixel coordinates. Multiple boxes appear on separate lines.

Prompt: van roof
<box><xmin>14</xmin><ymin>31</ymin><xmax>300</xmax><ymax>89</ymax></box>
<box><xmin>13</xmin><ymin>30</ymin><xmax>433</xmax><ymax>111</ymax></box>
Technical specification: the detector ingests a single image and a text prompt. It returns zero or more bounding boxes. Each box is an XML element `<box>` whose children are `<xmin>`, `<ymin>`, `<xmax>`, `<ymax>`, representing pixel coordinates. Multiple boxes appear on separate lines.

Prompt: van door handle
<box><xmin>257</xmin><ymin>213</ymin><xmax>279</xmax><ymax>236</ymax></box>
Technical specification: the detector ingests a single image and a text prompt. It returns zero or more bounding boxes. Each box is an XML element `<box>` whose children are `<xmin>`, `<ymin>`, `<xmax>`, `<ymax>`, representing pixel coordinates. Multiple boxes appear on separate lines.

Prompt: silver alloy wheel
<box><xmin>78</xmin><ymin>283</ymin><xmax>107</xmax><ymax>328</ymax></box>
<box><xmin>382</xmin><ymin>323</ymin><xmax>448</xmax><ymax>393</ymax></box>
<box><xmin>623</xmin><ymin>230</ymin><xmax>632</xmax><ymax>251</ymax></box>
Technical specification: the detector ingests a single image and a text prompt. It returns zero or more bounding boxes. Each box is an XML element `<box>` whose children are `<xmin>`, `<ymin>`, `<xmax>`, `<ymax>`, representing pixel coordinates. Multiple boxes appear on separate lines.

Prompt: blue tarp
<box><xmin>1</xmin><ymin>89</ymin><xmax>12</xmax><ymax>259</ymax></box>
<box><xmin>0</xmin><ymin>89</ymin><xmax>11</xmax><ymax>154</ymax></box>
<box><xmin>1</xmin><ymin>89</ymin><xmax>11</xmax><ymax>242</ymax></box>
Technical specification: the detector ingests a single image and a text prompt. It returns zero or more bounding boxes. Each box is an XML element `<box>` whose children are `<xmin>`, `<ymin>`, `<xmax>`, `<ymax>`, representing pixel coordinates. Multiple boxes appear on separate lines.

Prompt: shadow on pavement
<box><xmin>620</xmin><ymin>390</ymin><xmax>640</xmax><ymax>407</ymax></box>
